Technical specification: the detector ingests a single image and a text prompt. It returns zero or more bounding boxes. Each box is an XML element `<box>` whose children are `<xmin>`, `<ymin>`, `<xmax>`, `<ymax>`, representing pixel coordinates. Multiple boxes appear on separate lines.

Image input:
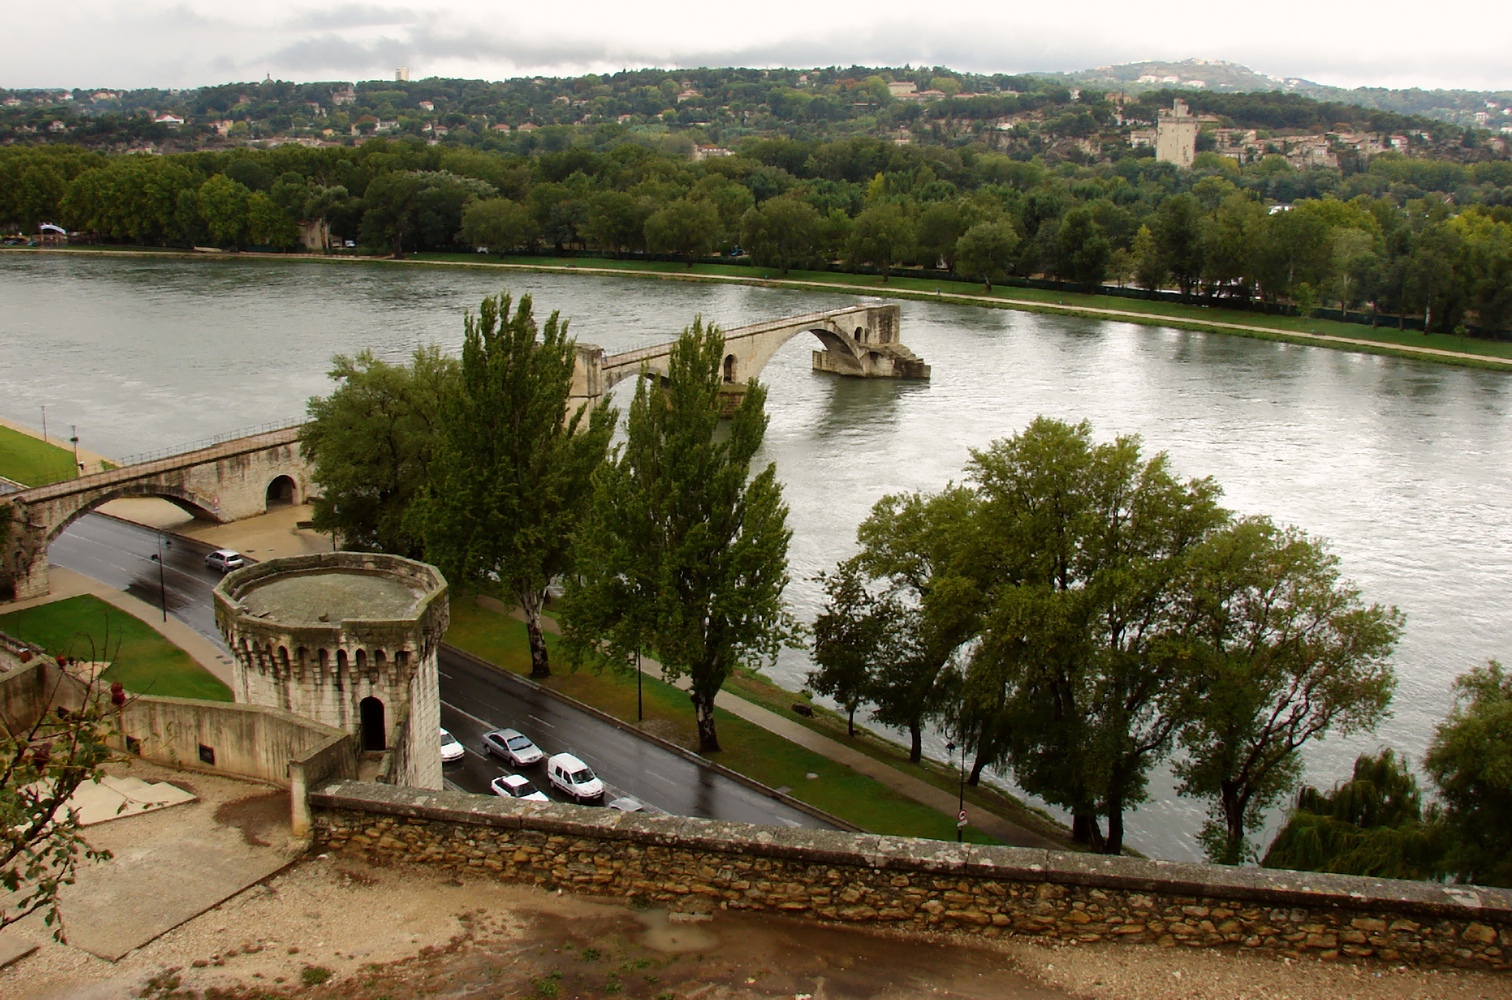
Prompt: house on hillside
<box><xmin>154</xmin><ymin>113</ymin><xmax>185</xmax><ymax>126</ymax></box>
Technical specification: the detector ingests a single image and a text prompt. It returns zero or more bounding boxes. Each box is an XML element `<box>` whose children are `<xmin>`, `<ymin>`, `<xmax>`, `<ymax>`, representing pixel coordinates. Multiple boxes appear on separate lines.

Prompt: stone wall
<box><xmin>115</xmin><ymin>695</ymin><xmax>355</xmax><ymax>791</ymax></box>
<box><xmin>310</xmin><ymin>782</ymin><xmax>1512</xmax><ymax>970</ymax></box>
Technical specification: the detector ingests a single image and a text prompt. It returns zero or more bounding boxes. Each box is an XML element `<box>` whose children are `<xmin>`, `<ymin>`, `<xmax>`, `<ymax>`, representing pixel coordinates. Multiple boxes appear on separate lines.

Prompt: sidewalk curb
<box><xmin>441</xmin><ymin>643</ymin><xmax>863</xmax><ymax>833</ymax></box>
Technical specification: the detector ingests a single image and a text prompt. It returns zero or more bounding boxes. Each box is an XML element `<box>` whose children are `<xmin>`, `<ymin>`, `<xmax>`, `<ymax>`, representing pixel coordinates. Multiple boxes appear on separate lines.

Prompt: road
<box><xmin>47</xmin><ymin>513</ymin><xmax>836</xmax><ymax>830</ymax></box>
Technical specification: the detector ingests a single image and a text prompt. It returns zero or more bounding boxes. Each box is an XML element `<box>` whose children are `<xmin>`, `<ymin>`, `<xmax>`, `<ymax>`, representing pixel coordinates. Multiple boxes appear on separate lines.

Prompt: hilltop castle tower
<box><xmin>214</xmin><ymin>552</ymin><xmax>448</xmax><ymax>790</ymax></box>
<box><xmin>1156</xmin><ymin>99</ymin><xmax>1200</xmax><ymax>168</ymax></box>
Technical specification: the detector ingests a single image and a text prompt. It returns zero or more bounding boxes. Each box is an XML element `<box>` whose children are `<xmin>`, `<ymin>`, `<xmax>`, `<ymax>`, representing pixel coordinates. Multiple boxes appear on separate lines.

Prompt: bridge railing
<box><xmin>116</xmin><ymin>418</ymin><xmax>306</xmax><ymax>468</ymax></box>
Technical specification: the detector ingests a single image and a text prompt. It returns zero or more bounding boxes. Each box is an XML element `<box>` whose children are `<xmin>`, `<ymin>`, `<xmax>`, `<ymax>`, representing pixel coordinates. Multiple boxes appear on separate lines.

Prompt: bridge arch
<box><xmin>265</xmin><ymin>474</ymin><xmax>298</xmax><ymax>508</ymax></box>
<box><xmin>44</xmin><ymin>483</ymin><xmax>221</xmax><ymax>547</ymax></box>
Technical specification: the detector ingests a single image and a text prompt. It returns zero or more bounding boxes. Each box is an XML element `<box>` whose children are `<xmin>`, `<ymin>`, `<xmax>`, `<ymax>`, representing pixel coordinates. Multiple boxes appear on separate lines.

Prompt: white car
<box><xmin>439</xmin><ymin>727</ymin><xmax>464</xmax><ymax>764</ymax></box>
<box><xmin>607</xmin><ymin>796</ymin><xmax>645</xmax><ymax>813</ymax></box>
<box><xmin>546</xmin><ymin>752</ymin><xmax>605</xmax><ymax>804</ymax></box>
<box><xmin>482</xmin><ymin>728</ymin><xmax>544</xmax><ymax>767</ymax></box>
<box><xmin>490</xmin><ymin>773</ymin><xmax>549</xmax><ymax>802</ymax></box>
<box><xmin>205</xmin><ymin>549</ymin><xmax>245</xmax><ymax>573</ymax></box>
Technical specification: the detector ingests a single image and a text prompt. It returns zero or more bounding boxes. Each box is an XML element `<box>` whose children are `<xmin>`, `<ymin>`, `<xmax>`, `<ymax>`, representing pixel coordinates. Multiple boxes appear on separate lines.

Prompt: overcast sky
<box><xmin>8</xmin><ymin>1</ymin><xmax>1509</xmax><ymax>93</ymax></box>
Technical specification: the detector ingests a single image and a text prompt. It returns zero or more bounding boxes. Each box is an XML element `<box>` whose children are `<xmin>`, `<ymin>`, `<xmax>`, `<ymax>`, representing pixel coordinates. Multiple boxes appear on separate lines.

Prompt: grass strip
<box><xmin>0</xmin><ymin>594</ymin><xmax>232</xmax><ymax>701</ymax></box>
<box><xmin>723</xmin><ymin>672</ymin><xmax>1076</xmax><ymax>848</ymax></box>
<box><xmin>444</xmin><ymin>599</ymin><xmax>998</xmax><ymax>843</ymax></box>
<box><xmin>0</xmin><ymin>424</ymin><xmax>78</xmax><ymax>486</ymax></box>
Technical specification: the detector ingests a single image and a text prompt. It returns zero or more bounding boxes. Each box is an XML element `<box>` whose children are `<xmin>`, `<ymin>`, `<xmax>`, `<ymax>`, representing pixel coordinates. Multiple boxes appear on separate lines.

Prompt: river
<box><xmin>4</xmin><ymin>251</ymin><xmax>1511</xmax><ymax>861</ymax></box>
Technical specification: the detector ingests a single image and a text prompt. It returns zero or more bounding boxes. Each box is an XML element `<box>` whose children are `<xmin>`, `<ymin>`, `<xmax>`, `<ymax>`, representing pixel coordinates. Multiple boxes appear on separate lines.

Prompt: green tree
<box><xmin>1172</xmin><ymin>517</ymin><xmax>1401</xmax><ymax>864</ymax></box>
<box><xmin>809</xmin><ymin>559</ymin><xmax>885</xmax><ymax>737</ymax></box>
<box><xmin>1153</xmin><ymin>193</ymin><xmax>1205</xmax><ymax>297</ymax></box>
<box><xmin>301</xmin><ymin>347</ymin><xmax>457</xmax><ymax>557</ymax></box>
<box><xmin>246</xmin><ymin>192</ymin><xmax>297</xmax><ymax>248</ymax></box>
<box><xmin>971</xmin><ymin>417</ymin><xmax>1226</xmax><ymax>853</ymax></box>
<box><xmin>561</xmin><ymin>320</ymin><xmax>797</xmax><ymax>751</ymax></box>
<box><xmin>643</xmin><ymin>198</ymin><xmax>720</xmax><ymax>265</ymax></box>
<box><xmin>1131</xmin><ymin>223</ymin><xmax>1166</xmax><ymax>292</ymax></box>
<box><xmin>1424</xmin><ymin>661</ymin><xmax>1512</xmax><ymax>886</ymax></box>
<box><xmin>460</xmin><ymin>197</ymin><xmax>538</xmax><ymax>252</ymax></box>
<box><xmin>845</xmin><ymin>202</ymin><xmax>914</xmax><ymax>282</ymax></box>
<box><xmin>358</xmin><ymin>170</ymin><xmax>425</xmax><ymax>257</ymax></box>
<box><xmin>853</xmin><ymin>486</ymin><xmax>982</xmax><ymax>763</ymax></box>
<box><xmin>195</xmin><ymin>173</ymin><xmax>252</xmax><ymax>247</ymax></box>
<box><xmin>739</xmin><ymin>197</ymin><xmax>822</xmax><ymax>274</ymax></box>
<box><xmin>1053</xmin><ymin>206</ymin><xmax>1111</xmax><ymax>286</ymax></box>
<box><xmin>915</xmin><ymin>200</ymin><xmax>974</xmax><ymax>271</ymax></box>
<box><xmin>418</xmin><ymin>293</ymin><xmax>614</xmax><ymax>679</ymax></box>
<box><xmin>1261</xmin><ymin>750</ymin><xmax>1443</xmax><ymax>880</ymax></box>
<box><xmin>954</xmin><ymin>221</ymin><xmax>1020</xmax><ymax>291</ymax></box>
<box><xmin>583</xmin><ymin>190</ymin><xmax>654</xmax><ymax>255</ymax></box>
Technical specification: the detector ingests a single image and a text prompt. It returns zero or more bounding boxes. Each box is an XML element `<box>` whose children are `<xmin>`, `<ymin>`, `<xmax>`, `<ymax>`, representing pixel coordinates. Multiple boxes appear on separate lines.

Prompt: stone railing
<box><xmin>309</xmin><ymin>782</ymin><xmax>1511</xmax><ymax>970</ymax></box>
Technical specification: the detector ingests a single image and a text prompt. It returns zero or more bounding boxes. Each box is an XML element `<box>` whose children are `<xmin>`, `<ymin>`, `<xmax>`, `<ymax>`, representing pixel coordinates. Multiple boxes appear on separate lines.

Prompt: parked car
<box><xmin>481</xmin><ymin>728</ymin><xmax>544</xmax><ymax>767</ymax></box>
<box><xmin>546</xmin><ymin>752</ymin><xmax>605</xmax><ymax>804</ymax></box>
<box><xmin>439</xmin><ymin>727</ymin><xmax>464</xmax><ymax>764</ymax></box>
<box><xmin>490</xmin><ymin>773</ymin><xmax>549</xmax><ymax>802</ymax></box>
<box><xmin>205</xmin><ymin>549</ymin><xmax>245</xmax><ymax>573</ymax></box>
<box><xmin>607</xmin><ymin>796</ymin><xmax>645</xmax><ymax>813</ymax></box>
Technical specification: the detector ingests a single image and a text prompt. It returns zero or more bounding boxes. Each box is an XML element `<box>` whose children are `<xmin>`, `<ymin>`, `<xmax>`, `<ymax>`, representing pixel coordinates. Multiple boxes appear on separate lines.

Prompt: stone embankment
<box><xmin>310</xmin><ymin>782</ymin><xmax>1511</xmax><ymax>971</ymax></box>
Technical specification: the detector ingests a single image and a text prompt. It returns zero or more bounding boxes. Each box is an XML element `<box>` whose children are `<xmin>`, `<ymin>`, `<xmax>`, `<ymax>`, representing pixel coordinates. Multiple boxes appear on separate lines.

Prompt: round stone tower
<box><xmin>213</xmin><ymin>552</ymin><xmax>449</xmax><ymax>790</ymax></box>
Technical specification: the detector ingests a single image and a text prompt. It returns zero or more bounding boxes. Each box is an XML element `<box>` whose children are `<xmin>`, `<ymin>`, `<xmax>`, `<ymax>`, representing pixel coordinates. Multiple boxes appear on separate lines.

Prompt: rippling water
<box><xmin>4</xmin><ymin>252</ymin><xmax>1511</xmax><ymax>860</ymax></box>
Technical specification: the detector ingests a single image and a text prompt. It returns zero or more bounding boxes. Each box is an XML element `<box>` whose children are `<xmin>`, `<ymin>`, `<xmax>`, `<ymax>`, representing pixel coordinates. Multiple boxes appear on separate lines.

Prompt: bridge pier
<box><xmin>570</xmin><ymin>302</ymin><xmax>929</xmax><ymax>410</ymax></box>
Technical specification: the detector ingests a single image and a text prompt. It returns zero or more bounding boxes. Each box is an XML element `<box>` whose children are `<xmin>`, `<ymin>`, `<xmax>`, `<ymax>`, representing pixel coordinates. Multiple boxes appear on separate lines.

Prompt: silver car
<box><xmin>481</xmin><ymin>728</ymin><xmax>544</xmax><ymax>767</ymax></box>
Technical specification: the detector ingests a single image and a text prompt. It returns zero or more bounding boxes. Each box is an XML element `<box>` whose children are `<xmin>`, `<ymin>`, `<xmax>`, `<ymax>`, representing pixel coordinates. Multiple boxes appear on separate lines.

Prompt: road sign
<box><xmin>957</xmin><ymin>808</ymin><xmax>968</xmax><ymax>828</ymax></box>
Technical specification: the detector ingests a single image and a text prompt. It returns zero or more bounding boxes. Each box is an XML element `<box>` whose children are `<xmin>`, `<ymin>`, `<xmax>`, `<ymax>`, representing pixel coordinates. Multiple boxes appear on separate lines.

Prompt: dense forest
<box><xmin>2</xmin><ymin>71</ymin><xmax>1511</xmax><ymax>336</ymax></box>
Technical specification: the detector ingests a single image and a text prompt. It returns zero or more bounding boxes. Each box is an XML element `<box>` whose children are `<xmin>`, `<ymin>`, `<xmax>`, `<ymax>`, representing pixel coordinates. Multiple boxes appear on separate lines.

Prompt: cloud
<box><xmin>290</xmin><ymin>4</ymin><xmax>417</xmax><ymax>31</ymax></box>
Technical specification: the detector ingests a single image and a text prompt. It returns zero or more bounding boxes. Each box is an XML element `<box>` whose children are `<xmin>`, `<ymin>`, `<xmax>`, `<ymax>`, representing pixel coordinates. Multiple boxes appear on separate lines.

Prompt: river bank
<box><xmin>7</xmin><ymin>245</ymin><xmax>1511</xmax><ymax>373</ymax></box>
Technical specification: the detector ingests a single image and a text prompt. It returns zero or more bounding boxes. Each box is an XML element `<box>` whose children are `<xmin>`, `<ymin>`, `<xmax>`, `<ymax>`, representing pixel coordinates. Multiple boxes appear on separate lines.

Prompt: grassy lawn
<box><xmin>445</xmin><ymin>598</ymin><xmax>998</xmax><ymax>843</ymax></box>
<box><xmin>724</xmin><ymin>671</ymin><xmax>1075</xmax><ymax>847</ymax></box>
<box><xmin>0</xmin><ymin>594</ymin><xmax>232</xmax><ymax>701</ymax></box>
<box><xmin>0</xmin><ymin>424</ymin><xmax>79</xmax><ymax>486</ymax></box>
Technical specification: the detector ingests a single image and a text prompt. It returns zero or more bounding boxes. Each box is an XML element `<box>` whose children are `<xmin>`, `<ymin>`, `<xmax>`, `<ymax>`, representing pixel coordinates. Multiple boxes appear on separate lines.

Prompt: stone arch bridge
<box><xmin>2</xmin><ymin>425</ymin><xmax>311</xmax><ymax>601</ymax></box>
<box><xmin>569</xmin><ymin>302</ymin><xmax>929</xmax><ymax>404</ymax></box>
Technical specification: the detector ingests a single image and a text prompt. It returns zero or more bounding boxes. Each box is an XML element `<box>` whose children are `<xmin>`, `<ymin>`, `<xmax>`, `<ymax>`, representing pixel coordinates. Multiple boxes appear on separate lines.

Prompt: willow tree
<box><xmin>418</xmin><ymin>292</ymin><xmax>614</xmax><ymax>679</ymax></box>
<box><xmin>561</xmin><ymin>319</ymin><xmax>796</xmax><ymax>752</ymax></box>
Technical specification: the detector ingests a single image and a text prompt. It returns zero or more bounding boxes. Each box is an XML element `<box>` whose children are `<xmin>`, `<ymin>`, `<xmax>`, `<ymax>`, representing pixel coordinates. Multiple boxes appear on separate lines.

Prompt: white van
<box><xmin>545</xmin><ymin>752</ymin><xmax>605</xmax><ymax>804</ymax></box>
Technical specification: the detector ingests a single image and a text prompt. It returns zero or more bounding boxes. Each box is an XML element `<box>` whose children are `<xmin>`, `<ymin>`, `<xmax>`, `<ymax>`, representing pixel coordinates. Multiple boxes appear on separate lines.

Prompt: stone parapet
<box><xmin>309</xmin><ymin>782</ymin><xmax>1512</xmax><ymax>969</ymax></box>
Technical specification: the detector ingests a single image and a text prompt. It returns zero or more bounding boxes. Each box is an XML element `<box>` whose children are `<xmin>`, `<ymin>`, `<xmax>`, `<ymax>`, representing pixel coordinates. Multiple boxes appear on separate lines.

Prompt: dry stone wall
<box><xmin>310</xmin><ymin>783</ymin><xmax>1512</xmax><ymax>970</ymax></box>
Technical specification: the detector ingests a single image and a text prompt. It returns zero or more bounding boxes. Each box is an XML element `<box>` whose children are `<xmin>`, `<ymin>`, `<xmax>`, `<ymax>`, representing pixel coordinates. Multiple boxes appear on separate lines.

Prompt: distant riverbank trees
<box><xmin>4</xmin><ymin>132</ymin><xmax>1512</xmax><ymax>335</ymax></box>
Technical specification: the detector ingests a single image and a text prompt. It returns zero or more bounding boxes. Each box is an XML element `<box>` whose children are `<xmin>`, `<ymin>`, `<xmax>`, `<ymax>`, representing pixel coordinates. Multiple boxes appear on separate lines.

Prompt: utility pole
<box><xmin>636</xmin><ymin>649</ymin><xmax>643</xmax><ymax>723</ymax></box>
<box><xmin>40</xmin><ymin>405</ymin><xmax>47</xmax><ymax>443</ymax></box>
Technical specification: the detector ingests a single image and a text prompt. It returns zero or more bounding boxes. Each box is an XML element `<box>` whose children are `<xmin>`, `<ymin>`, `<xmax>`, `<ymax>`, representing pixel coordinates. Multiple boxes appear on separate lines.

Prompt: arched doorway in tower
<box><xmin>359</xmin><ymin>697</ymin><xmax>386</xmax><ymax>751</ymax></box>
<box><xmin>723</xmin><ymin>354</ymin><xmax>737</xmax><ymax>383</ymax></box>
<box><xmin>265</xmin><ymin>475</ymin><xmax>297</xmax><ymax>509</ymax></box>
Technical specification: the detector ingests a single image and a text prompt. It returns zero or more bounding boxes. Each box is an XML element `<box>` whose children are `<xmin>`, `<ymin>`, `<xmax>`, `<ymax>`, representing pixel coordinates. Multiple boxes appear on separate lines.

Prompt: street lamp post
<box><xmin>636</xmin><ymin>648</ymin><xmax>643</xmax><ymax>723</ymax></box>
<box><xmin>70</xmin><ymin>425</ymin><xmax>80</xmax><ymax>476</ymax></box>
<box><xmin>40</xmin><ymin>405</ymin><xmax>47</xmax><ymax>443</ymax></box>
<box><xmin>149</xmin><ymin>534</ymin><xmax>171</xmax><ymax>622</ymax></box>
<box><xmin>945</xmin><ymin>735</ymin><xmax>968</xmax><ymax>842</ymax></box>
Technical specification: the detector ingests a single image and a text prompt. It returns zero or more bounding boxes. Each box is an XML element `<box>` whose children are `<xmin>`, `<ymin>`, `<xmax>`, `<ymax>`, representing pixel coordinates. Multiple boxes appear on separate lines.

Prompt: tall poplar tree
<box><xmin>419</xmin><ymin>292</ymin><xmax>614</xmax><ymax>679</ymax></box>
<box><xmin>561</xmin><ymin>320</ymin><xmax>796</xmax><ymax>752</ymax></box>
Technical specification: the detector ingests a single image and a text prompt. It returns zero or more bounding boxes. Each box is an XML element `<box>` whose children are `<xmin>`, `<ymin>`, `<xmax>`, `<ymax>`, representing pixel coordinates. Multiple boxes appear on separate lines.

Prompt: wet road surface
<box><xmin>48</xmin><ymin>514</ymin><xmax>835</xmax><ymax>829</ymax></box>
